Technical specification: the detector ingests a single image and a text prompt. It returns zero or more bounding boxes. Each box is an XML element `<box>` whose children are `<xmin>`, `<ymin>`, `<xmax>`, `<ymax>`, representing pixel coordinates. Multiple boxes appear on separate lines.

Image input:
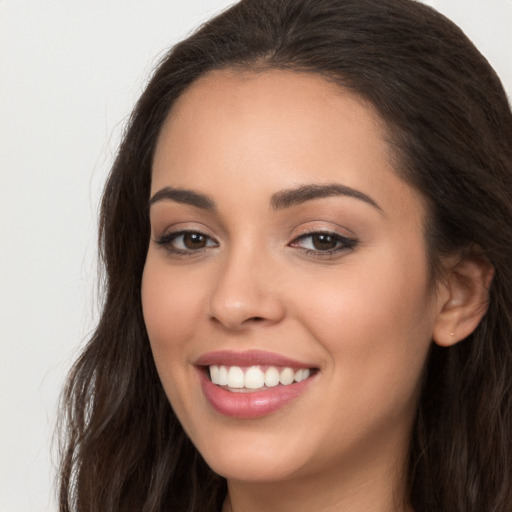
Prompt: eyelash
<box><xmin>290</xmin><ymin>231</ymin><xmax>357</xmax><ymax>257</ymax></box>
<box><xmin>155</xmin><ymin>230</ymin><xmax>357</xmax><ymax>257</ymax></box>
<box><xmin>156</xmin><ymin>230</ymin><xmax>219</xmax><ymax>256</ymax></box>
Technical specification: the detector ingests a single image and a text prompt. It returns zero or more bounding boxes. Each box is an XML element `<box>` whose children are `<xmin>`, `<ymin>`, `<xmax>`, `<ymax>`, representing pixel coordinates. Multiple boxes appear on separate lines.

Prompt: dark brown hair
<box><xmin>58</xmin><ymin>1</ymin><xmax>512</xmax><ymax>510</ymax></box>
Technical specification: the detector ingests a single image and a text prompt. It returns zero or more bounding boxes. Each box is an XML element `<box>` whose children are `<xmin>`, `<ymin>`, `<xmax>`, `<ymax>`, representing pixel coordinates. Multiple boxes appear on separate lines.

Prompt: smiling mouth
<box><xmin>205</xmin><ymin>364</ymin><xmax>317</xmax><ymax>393</ymax></box>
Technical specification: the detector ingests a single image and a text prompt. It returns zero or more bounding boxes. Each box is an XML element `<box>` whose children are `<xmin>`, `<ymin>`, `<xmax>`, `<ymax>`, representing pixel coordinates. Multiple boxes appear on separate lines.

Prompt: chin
<box><xmin>206</xmin><ymin>455</ymin><xmax>306</xmax><ymax>483</ymax></box>
<box><xmin>194</xmin><ymin>428</ymin><xmax>312</xmax><ymax>483</ymax></box>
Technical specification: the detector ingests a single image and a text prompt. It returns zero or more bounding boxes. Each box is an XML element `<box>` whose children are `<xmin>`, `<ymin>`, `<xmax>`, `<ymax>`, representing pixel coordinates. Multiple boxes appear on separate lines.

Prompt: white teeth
<box><xmin>279</xmin><ymin>367</ymin><xmax>295</xmax><ymax>385</ymax></box>
<box><xmin>264</xmin><ymin>367</ymin><xmax>280</xmax><ymax>387</ymax></box>
<box><xmin>209</xmin><ymin>364</ymin><xmax>312</xmax><ymax>390</ymax></box>
<box><xmin>245</xmin><ymin>367</ymin><xmax>265</xmax><ymax>389</ymax></box>
<box><xmin>218</xmin><ymin>365</ymin><xmax>229</xmax><ymax>385</ymax></box>
<box><xmin>209</xmin><ymin>365</ymin><xmax>220</xmax><ymax>383</ymax></box>
<box><xmin>227</xmin><ymin>366</ymin><xmax>245</xmax><ymax>388</ymax></box>
<box><xmin>295</xmin><ymin>368</ymin><xmax>310</xmax><ymax>382</ymax></box>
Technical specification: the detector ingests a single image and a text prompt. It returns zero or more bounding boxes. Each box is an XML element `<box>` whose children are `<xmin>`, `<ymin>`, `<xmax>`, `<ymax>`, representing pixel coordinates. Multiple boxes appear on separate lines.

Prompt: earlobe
<box><xmin>432</xmin><ymin>253</ymin><xmax>494</xmax><ymax>347</ymax></box>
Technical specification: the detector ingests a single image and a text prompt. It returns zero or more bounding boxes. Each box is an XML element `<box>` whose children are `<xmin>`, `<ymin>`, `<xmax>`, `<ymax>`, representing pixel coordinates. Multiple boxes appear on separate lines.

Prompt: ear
<box><xmin>433</xmin><ymin>252</ymin><xmax>494</xmax><ymax>347</ymax></box>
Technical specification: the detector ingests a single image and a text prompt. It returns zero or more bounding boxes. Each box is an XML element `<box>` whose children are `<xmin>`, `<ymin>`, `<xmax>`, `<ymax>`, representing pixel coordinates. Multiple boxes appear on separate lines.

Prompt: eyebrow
<box><xmin>149</xmin><ymin>183</ymin><xmax>382</xmax><ymax>213</ymax></box>
<box><xmin>270</xmin><ymin>183</ymin><xmax>383</xmax><ymax>212</ymax></box>
<box><xmin>149</xmin><ymin>187</ymin><xmax>215</xmax><ymax>210</ymax></box>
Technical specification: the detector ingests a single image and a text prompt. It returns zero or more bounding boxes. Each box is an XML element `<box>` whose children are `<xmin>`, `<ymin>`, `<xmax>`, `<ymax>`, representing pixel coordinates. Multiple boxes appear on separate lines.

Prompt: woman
<box><xmin>58</xmin><ymin>0</ymin><xmax>512</xmax><ymax>510</ymax></box>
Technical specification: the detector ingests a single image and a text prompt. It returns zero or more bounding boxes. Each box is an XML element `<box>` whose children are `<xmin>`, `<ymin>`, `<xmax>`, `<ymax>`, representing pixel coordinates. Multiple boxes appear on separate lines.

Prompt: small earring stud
<box><xmin>450</xmin><ymin>331</ymin><xmax>454</xmax><ymax>336</ymax></box>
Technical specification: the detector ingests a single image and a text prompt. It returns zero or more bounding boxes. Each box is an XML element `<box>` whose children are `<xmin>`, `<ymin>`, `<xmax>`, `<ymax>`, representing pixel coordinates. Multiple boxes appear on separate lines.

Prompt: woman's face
<box><xmin>142</xmin><ymin>70</ymin><xmax>443</xmax><ymax>484</ymax></box>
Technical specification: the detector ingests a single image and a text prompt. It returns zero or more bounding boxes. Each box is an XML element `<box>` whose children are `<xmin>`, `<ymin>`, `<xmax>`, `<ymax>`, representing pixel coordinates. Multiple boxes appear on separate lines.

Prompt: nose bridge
<box><xmin>208</xmin><ymin>240</ymin><xmax>285</xmax><ymax>329</ymax></box>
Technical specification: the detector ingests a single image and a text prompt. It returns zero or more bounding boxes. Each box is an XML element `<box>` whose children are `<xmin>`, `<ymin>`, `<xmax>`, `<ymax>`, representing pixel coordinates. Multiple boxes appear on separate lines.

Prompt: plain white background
<box><xmin>1</xmin><ymin>1</ymin><xmax>511</xmax><ymax>511</ymax></box>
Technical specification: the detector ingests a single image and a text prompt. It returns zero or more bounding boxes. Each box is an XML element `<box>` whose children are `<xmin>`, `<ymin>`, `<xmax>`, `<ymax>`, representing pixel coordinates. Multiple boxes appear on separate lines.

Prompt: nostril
<box><xmin>209</xmin><ymin>315</ymin><xmax>266</xmax><ymax>328</ymax></box>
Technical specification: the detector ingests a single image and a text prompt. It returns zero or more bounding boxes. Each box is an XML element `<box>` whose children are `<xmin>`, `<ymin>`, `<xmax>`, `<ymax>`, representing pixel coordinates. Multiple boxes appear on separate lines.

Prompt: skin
<box><xmin>141</xmin><ymin>70</ymin><xmax>490</xmax><ymax>512</ymax></box>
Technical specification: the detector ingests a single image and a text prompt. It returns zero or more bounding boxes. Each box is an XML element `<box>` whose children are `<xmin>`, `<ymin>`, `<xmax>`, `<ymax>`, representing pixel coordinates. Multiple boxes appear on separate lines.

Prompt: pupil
<box><xmin>184</xmin><ymin>233</ymin><xmax>206</xmax><ymax>249</ymax></box>
<box><xmin>312</xmin><ymin>234</ymin><xmax>337</xmax><ymax>250</ymax></box>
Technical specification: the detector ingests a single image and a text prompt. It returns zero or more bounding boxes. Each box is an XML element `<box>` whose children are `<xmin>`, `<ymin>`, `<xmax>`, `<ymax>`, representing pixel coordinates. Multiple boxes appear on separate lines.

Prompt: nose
<box><xmin>208</xmin><ymin>248</ymin><xmax>286</xmax><ymax>331</ymax></box>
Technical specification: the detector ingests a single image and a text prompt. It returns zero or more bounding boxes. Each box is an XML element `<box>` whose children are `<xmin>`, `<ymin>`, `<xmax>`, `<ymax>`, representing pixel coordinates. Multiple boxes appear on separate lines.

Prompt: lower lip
<box><xmin>198</xmin><ymin>369</ymin><xmax>316</xmax><ymax>419</ymax></box>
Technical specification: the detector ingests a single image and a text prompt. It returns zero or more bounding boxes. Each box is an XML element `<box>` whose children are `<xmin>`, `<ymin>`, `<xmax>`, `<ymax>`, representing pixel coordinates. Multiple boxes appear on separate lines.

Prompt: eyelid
<box><xmin>152</xmin><ymin>220</ymin><xmax>218</xmax><ymax>243</ymax></box>
<box><xmin>290</xmin><ymin>221</ymin><xmax>356</xmax><ymax>238</ymax></box>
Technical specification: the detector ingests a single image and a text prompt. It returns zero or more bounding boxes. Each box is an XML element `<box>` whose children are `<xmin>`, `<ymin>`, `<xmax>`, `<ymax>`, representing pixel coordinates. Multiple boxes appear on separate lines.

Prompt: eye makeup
<box><xmin>154</xmin><ymin>227</ymin><xmax>358</xmax><ymax>260</ymax></box>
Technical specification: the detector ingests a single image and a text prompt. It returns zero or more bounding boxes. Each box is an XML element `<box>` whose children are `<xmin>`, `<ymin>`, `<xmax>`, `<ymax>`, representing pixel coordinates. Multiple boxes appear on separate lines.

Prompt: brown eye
<box><xmin>156</xmin><ymin>230</ymin><xmax>218</xmax><ymax>254</ymax></box>
<box><xmin>311</xmin><ymin>233</ymin><xmax>338</xmax><ymax>251</ymax></box>
<box><xmin>289</xmin><ymin>231</ymin><xmax>357</xmax><ymax>255</ymax></box>
<box><xmin>182</xmin><ymin>232</ymin><xmax>208</xmax><ymax>249</ymax></box>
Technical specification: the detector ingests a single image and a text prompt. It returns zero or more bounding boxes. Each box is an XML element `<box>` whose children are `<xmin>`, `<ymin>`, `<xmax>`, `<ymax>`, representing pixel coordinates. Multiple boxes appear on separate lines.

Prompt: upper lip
<box><xmin>194</xmin><ymin>349</ymin><xmax>315</xmax><ymax>369</ymax></box>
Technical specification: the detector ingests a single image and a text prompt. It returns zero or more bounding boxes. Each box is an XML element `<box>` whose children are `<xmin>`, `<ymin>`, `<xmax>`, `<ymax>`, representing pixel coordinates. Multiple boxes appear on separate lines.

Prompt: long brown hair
<box><xmin>58</xmin><ymin>1</ymin><xmax>512</xmax><ymax>510</ymax></box>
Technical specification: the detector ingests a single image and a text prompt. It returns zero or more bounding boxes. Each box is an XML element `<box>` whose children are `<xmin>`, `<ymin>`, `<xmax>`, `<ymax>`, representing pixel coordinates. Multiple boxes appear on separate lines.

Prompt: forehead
<box><xmin>157</xmin><ymin>69</ymin><xmax>386</xmax><ymax>157</ymax></box>
<box><xmin>151</xmin><ymin>69</ymin><xmax>424</xmax><ymax>222</ymax></box>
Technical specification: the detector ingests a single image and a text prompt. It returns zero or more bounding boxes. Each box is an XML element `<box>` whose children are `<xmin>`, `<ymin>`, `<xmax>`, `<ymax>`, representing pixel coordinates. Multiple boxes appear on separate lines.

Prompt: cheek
<box><xmin>142</xmin><ymin>258</ymin><xmax>200</xmax><ymax>343</ymax></box>
<box><xmin>296</xmin><ymin>244</ymin><xmax>435</xmax><ymax>407</ymax></box>
<box><xmin>141</xmin><ymin>256</ymin><xmax>211</xmax><ymax>426</ymax></box>
<box><xmin>141</xmin><ymin>257</ymin><xmax>204</xmax><ymax>369</ymax></box>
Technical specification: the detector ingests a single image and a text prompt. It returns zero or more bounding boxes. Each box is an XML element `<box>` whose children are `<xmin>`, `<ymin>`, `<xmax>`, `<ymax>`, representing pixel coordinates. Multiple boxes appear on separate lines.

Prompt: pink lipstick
<box><xmin>195</xmin><ymin>350</ymin><xmax>318</xmax><ymax>419</ymax></box>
